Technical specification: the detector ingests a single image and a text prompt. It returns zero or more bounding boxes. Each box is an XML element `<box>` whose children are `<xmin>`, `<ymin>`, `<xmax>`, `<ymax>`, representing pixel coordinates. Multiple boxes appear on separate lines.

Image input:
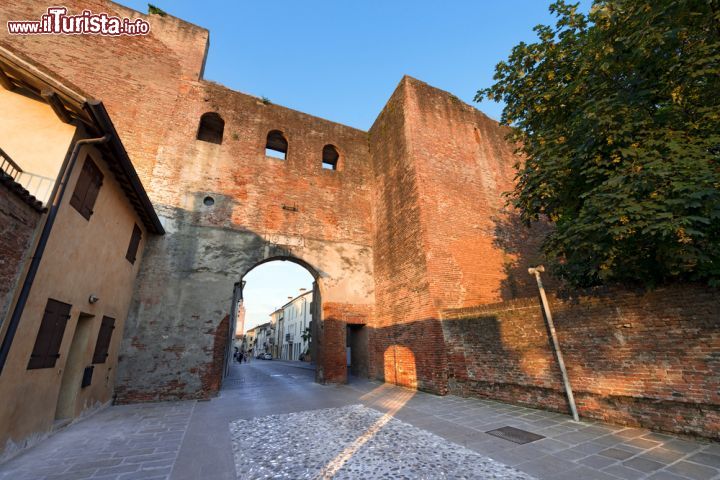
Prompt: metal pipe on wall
<box><xmin>529</xmin><ymin>265</ymin><xmax>580</xmax><ymax>422</ymax></box>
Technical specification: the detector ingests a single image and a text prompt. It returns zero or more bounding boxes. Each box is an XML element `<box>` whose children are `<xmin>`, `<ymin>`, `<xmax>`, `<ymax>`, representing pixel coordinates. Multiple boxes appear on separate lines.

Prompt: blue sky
<box><xmin>242</xmin><ymin>262</ymin><xmax>314</xmax><ymax>332</ymax></box>
<box><xmin>118</xmin><ymin>0</ymin><xmax>590</xmax><ymax>130</ymax></box>
<box><xmin>115</xmin><ymin>1</ymin><xmax>591</xmax><ymax>330</ymax></box>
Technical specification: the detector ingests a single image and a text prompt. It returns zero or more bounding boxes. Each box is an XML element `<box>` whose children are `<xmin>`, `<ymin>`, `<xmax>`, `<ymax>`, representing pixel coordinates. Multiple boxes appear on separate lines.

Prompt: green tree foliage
<box><xmin>478</xmin><ymin>0</ymin><xmax>720</xmax><ymax>286</ymax></box>
<box><xmin>147</xmin><ymin>4</ymin><xmax>167</xmax><ymax>17</ymax></box>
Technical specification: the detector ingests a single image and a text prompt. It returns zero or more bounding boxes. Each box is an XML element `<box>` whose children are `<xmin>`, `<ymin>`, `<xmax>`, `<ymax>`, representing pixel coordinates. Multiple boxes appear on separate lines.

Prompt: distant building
<box><xmin>244</xmin><ymin>329</ymin><xmax>256</xmax><ymax>356</ymax></box>
<box><xmin>253</xmin><ymin>322</ymin><xmax>272</xmax><ymax>356</ymax></box>
<box><xmin>269</xmin><ymin>308</ymin><xmax>283</xmax><ymax>358</ymax></box>
<box><xmin>278</xmin><ymin>290</ymin><xmax>312</xmax><ymax>361</ymax></box>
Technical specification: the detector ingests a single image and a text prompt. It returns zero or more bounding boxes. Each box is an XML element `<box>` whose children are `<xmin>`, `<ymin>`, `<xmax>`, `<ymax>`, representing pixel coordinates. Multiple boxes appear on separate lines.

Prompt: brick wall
<box><xmin>442</xmin><ymin>284</ymin><xmax>720</xmax><ymax>438</ymax></box>
<box><xmin>366</xmin><ymin>77</ymin><xmax>550</xmax><ymax>394</ymax></box>
<box><xmin>368</xmin><ymin>78</ymin><xmax>447</xmax><ymax>393</ymax></box>
<box><xmin>319</xmin><ymin>303</ymin><xmax>372</xmax><ymax>384</ymax></box>
<box><xmin>0</xmin><ymin>179</ymin><xmax>42</xmax><ymax>327</ymax></box>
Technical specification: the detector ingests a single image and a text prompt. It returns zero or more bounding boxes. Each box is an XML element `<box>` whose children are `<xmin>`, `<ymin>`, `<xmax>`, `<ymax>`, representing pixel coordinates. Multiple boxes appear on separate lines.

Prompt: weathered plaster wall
<box><xmin>0</xmin><ymin>144</ymin><xmax>148</xmax><ymax>458</ymax></box>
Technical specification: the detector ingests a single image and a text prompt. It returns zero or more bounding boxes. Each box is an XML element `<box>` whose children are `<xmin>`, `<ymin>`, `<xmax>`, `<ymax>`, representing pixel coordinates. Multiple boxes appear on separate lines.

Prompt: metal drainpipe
<box><xmin>529</xmin><ymin>265</ymin><xmax>580</xmax><ymax>422</ymax></box>
<box><xmin>0</xmin><ymin>134</ymin><xmax>110</xmax><ymax>375</ymax></box>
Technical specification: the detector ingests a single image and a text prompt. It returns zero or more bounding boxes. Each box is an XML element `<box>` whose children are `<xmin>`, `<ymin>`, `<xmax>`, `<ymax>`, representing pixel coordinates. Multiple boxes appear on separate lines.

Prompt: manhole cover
<box><xmin>486</xmin><ymin>426</ymin><xmax>545</xmax><ymax>444</ymax></box>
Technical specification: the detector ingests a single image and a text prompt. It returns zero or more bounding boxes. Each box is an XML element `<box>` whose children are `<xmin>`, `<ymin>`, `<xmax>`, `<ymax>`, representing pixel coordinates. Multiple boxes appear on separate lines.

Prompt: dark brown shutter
<box><xmin>70</xmin><ymin>157</ymin><xmax>103</xmax><ymax>220</ymax></box>
<box><xmin>125</xmin><ymin>224</ymin><xmax>142</xmax><ymax>264</ymax></box>
<box><xmin>28</xmin><ymin>299</ymin><xmax>72</xmax><ymax>369</ymax></box>
<box><xmin>69</xmin><ymin>161</ymin><xmax>92</xmax><ymax>212</ymax></box>
<box><xmin>92</xmin><ymin>316</ymin><xmax>115</xmax><ymax>364</ymax></box>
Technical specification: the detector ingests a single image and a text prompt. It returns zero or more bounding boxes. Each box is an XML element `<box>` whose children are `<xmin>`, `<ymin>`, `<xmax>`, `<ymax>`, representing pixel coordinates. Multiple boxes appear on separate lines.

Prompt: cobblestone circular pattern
<box><xmin>229</xmin><ymin>404</ymin><xmax>536</xmax><ymax>479</ymax></box>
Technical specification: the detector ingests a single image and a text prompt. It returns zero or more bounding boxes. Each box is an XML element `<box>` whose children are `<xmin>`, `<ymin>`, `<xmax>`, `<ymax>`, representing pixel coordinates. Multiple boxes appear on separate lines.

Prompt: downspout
<box><xmin>0</xmin><ymin>134</ymin><xmax>110</xmax><ymax>375</ymax></box>
<box><xmin>529</xmin><ymin>265</ymin><xmax>580</xmax><ymax>422</ymax></box>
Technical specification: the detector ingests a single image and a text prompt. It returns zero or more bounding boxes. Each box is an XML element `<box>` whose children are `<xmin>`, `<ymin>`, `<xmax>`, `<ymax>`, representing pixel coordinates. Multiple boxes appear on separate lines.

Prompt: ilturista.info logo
<box><xmin>7</xmin><ymin>6</ymin><xmax>151</xmax><ymax>36</ymax></box>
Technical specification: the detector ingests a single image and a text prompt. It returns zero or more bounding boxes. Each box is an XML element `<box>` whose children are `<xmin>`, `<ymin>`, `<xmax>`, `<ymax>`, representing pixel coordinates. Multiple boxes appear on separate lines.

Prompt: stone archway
<box><xmin>232</xmin><ymin>256</ymin><xmax>323</xmax><ymax>382</ymax></box>
<box><xmin>115</xmin><ymin>220</ymin><xmax>374</xmax><ymax>403</ymax></box>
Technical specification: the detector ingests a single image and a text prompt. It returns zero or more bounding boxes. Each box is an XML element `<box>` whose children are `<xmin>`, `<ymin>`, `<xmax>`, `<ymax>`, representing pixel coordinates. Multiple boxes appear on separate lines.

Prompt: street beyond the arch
<box><xmin>1</xmin><ymin>360</ymin><xmax>716</xmax><ymax>480</ymax></box>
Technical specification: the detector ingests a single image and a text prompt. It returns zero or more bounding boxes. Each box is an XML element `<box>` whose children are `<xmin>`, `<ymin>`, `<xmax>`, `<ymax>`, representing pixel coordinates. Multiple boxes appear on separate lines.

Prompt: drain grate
<box><xmin>485</xmin><ymin>426</ymin><xmax>545</xmax><ymax>444</ymax></box>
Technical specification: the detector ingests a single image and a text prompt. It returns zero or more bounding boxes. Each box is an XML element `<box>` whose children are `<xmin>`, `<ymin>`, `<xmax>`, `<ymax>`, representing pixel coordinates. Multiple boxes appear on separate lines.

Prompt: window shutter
<box><xmin>70</xmin><ymin>158</ymin><xmax>103</xmax><ymax>220</ymax></box>
<box><xmin>125</xmin><ymin>224</ymin><xmax>142</xmax><ymax>264</ymax></box>
<box><xmin>81</xmin><ymin>162</ymin><xmax>103</xmax><ymax>219</ymax></box>
<box><xmin>69</xmin><ymin>161</ymin><xmax>92</xmax><ymax>212</ymax></box>
<box><xmin>28</xmin><ymin>299</ymin><xmax>72</xmax><ymax>369</ymax></box>
<box><xmin>92</xmin><ymin>316</ymin><xmax>115</xmax><ymax>364</ymax></box>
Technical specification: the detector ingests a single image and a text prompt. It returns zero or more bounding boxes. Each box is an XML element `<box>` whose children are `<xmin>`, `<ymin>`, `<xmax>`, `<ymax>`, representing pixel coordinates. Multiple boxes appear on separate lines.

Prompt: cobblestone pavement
<box><xmin>1</xmin><ymin>361</ymin><xmax>718</xmax><ymax>480</ymax></box>
<box><xmin>230</xmin><ymin>404</ymin><xmax>535</xmax><ymax>479</ymax></box>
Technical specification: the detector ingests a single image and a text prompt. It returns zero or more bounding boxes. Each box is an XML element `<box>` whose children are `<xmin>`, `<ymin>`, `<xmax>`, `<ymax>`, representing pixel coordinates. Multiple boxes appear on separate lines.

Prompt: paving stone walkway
<box><xmin>0</xmin><ymin>401</ymin><xmax>193</xmax><ymax>480</ymax></box>
<box><xmin>0</xmin><ymin>360</ymin><xmax>718</xmax><ymax>480</ymax></box>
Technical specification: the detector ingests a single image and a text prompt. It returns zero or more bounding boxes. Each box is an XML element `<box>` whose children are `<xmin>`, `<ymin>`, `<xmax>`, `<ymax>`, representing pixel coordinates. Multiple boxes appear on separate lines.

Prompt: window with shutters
<box><xmin>28</xmin><ymin>299</ymin><xmax>72</xmax><ymax>369</ymax></box>
<box><xmin>92</xmin><ymin>316</ymin><xmax>115</xmax><ymax>364</ymax></box>
<box><xmin>70</xmin><ymin>156</ymin><xmax>103</xmax><ymax>220</ymax></box>
<box><xmin>125</xmin><ymin>224</ymin><xmax>142</xmax><ymax>264</ymax></box>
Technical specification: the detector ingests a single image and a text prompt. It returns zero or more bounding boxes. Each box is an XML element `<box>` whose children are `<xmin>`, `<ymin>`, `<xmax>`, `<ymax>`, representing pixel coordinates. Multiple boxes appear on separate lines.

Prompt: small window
<box><xmin>322</xmin><ymin>145</ymin><xmax>339</xmax><ymax>170</ymax></box>
<box><xmin>125</xmin><ymin>224</ymin><xmax>142</xmax><ymax>264</ymax></box>
<box><xmin>81</xmin><ymin>365</ymin><xmax>94</xmax><ymax>388</ymax></box>
<box><xmin>266</xmin><ymin>130</ymin><xmax>288</xmax><ymax>160</ymax></box>
<box><xmin>70</xmin><ymin>157</ymin><xmax>103</xmax><ymax>220</ymax></box>
<box><xmin>92</xmin><ymin>316</ymin><xmax>115</xmax><ymax>364</ymax></box>
<box><xmin>197</xmin><ymin>112</ymin><xmax>224</xmax><ymax>144</ymax></box>
<box><xmin>28</xmin><ymin>299</ymin><xmax>72</xmax><ymax>369</ymax></box>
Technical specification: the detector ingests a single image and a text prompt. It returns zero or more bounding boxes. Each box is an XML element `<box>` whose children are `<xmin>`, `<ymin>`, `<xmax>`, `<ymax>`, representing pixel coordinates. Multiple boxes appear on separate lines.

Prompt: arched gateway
<box><xmin>233</xmin><ymin>255</ymin><xmax>343</xmax><ymax>385</ymax></box>
<box><xmin>1</xmin><ymin>1</ymin><xmax>530</xmax><ymax>403</ymax></box>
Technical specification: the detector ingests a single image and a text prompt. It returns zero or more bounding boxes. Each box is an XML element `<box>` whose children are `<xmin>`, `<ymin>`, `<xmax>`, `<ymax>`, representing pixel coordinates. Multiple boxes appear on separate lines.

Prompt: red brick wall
<box><xmin>403</xmin><ymin>77</ymin><xmax>548</xmax><ymax>306</ymax></box>
<box><xmin>442</xmin><ymin>284</ymin><xmax>720</xmax><ymax>438</ymax></box>
<box><xmin>319</xmin><ymin>303</ymin><xmax>372</xmax><ymax>384</ymax></box>
<box><xmin>366</xmin><ymin>77</ymin><xmax>550</xmax><ymax>394</ymax></box>
<box><xmin>0</xmin><ymin>181</ymin><xmax>41</xmax><ymax>326</ymax></box>
<box><xmin>368</xmin><ymin>78</ymin><xmax>447</xmax><ymax>393</ymax></box>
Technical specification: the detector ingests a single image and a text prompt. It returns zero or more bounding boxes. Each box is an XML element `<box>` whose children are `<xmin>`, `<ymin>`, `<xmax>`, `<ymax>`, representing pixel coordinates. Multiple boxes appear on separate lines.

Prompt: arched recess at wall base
<box><xmin>384</xmin><ymin>345</ymin><xmax>417</xmax><ymax>389</ymax></box>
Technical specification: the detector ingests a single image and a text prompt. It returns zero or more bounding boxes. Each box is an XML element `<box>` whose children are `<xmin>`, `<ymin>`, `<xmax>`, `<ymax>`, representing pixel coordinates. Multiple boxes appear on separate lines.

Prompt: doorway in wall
<box><xmin>55</xmin><ymin>313</ymin><xmax>93</xmax><ymax>421</ymax></box>
<box><xmin>347</xmin><ymin>324</ymin><xmax>368</xmax><ymax>378</ymax></box>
